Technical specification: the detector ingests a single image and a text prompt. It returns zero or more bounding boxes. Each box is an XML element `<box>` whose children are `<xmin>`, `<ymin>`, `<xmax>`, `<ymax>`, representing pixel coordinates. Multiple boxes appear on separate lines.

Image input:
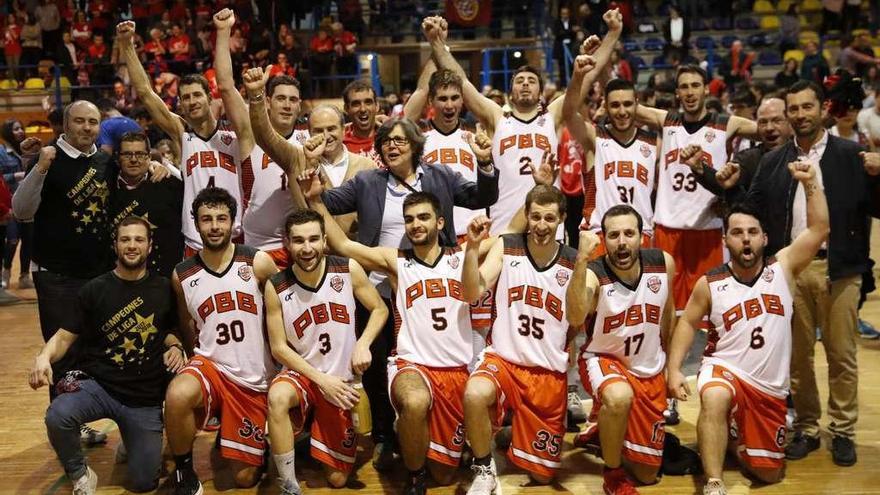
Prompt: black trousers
<box><xmin>356</xmin><ymin>297</ymin><xmax>396</xmax><ymax>445</ymax></box>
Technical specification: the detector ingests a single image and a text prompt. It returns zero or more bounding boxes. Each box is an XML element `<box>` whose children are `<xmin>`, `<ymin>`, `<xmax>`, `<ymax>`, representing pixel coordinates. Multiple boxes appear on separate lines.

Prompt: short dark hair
<box><xmin>284</xmin><ymin>209</ymin><xmax>324</xmax><ymax>236</ymax></box>
<box><xmin>179</xmin><ymin>74</ymin><xmax>212</xmax><ymax>98</ymax></box>
<box><xmin>511</xmin><ymin>65</ymin><xmax>545</xmax><ymax>93</ymax></box>
<box><xmin>731</xmin><ymin>89</ymin><xmax>757</xmax><ymax>107</ymax></box>
<box><xmin>428</xmin><ymin>69</ymin><xmax>463</xmax><ymax>99</ymax></box>
<box><xmin>267</xmin><ymin>75</ymin><xmax>301</xmax><ymax>98</ymax></box>
<box><xmin>342</xmin><ymin>80</ymin><xmax>375</xmax><ymax>106</ymax></box>
<box><xmin>115</xmin><ymin>215</ymin><xmax>153</xmax><ymax>242</ymax></box>
<box><xmin>95</xmin><ymin>98</ymin><xmax>116</xmax><ymax>114</ymax></box>
<box><xmin>604</xmin><ymin>78</ymin><xmax>636</xmax><ymax>98</ymax></box>
<box><xmin>402</xmin><ymin>191</ymin><xmax>442</xmax><ymax>219</ymax></box>
<box><xmin>601</xmin><ymin>204</ymin><xmax>643</xmax><ymax>234</ymax></box>
<box><xmin>119</xmin><ymin>131</ymin><xmax>150</xmax><ymax>150</ymax></box>
<box><xmin>786</xmin><ymin>79</ymin><xmax>824</xmax><ymax>104</ymax></box>
<box><xmin>723</xmin><ymin>203</ymin><xmax>765</xmax><ymax>232</ymax></box>
<box><xmin>190</xmin><ymin>187</ymin><xmax>237</xmax><ymax>221</ymax></box>
<box><xmin>374</xmin><ymin>117</ymin><xmax>426</xmax><ymax>171</ymax></box>
<box><xmin>525</xmin><ymin>185</ymin><xmax>566</xmax><ymax>215</ymax></box>
<box><xmin>675</xmin><ymin>64</ymin><xmax>708</xmax><ymax>85</ymax></box>
<box><xmin>130</xmin><ymin>107</ymin><xmax>151</xmax><ymax>122</ymax></box>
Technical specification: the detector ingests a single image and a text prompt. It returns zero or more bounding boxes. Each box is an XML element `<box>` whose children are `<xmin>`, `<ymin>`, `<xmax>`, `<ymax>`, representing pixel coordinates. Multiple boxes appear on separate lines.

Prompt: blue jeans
<box><xmin>45</xmin><ymin>379</ymin><xmax>164</xmax><ymax>492</ymax></box>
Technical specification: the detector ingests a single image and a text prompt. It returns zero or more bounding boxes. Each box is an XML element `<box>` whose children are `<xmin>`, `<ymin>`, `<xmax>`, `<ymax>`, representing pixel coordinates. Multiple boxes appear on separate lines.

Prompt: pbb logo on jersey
<box><xmin>221</xmin><ymin>133</ymin><xmax>234</xmax><ymax>146</ymax></box>
<box><xmin>647</xmin><ymin>276</ymin><xmax>662</xmax><ymax>294</ymax></box>
<box><xmin>704</xmin><ymin>130</ymin><xmax>716</xmax><ymax>143</ymax></box>
<box><xmin>238</xmin><ymin>265</ymin><xmax>252</xmax><ymax>282</ymax></box>
<box><xmin>555</xmin><ymin>269</ymin><xmax>569</xmax><ymax>287</ymax></box>
<box><xmin>330</xmin><ymin>275</ymin><xmax>344</xmax><ymax>293</ymax></box>
<box><xmin>640</xmin><ymin>143</ymin><xmax>652</xmax><ymax>158</ymax></box>
<box><xmin>448</xmin><ymin>255</ymin><xmax>460</xmax><ymax>269</ymax></box>
<box><xmin>762</xmin><ymin>268</ymin><xmax>774</xmax><ymax>283</ymax></box>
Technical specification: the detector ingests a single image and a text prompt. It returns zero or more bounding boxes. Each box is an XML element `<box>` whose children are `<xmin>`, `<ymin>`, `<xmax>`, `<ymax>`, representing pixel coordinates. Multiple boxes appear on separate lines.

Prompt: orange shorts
<box><xmin>578</xmin><ymin>355</ymin><xmax>666</xmax><ymax>466</ymax></box>
<box><xmin>653</xmin><ymin>224</ymin><xmax>723</xmax><ymax>311</ymax></box>
<box><xmin>590</xmin><ymin>231</ymin><xmax>653</xmax><ymax>258</ymax></box>
<box><xmin>180</xmin><ymin>357</ymin><xmax>268</xmax><ymax>466</ymax></box>
<box><xmin>262</xmin><ymin>247</ymin><xmax>291</xmax><ymax>269</ymax></box>
<box><xmin>470</xmin><ymin>288</ymin><xmax>495</xmax><ymax>330</ymax></box>
<box><xmin>271</xmin><ymin>370</ymin><xmax>357</xmax><ymax>473</ymax></box>
<box><xmin>387</xmin><ymin>359</ymin><xmax>468</xmax><ymax>466</ymax></box>
<box><xmin>698</xmin><ymin>364</ymin><xmax>787</xmax><ymax>470</ymax></box>
<box><xmin>472</xmin><ymin>353</ymin><xmax>566</xmax><ymax>478</ymax></box>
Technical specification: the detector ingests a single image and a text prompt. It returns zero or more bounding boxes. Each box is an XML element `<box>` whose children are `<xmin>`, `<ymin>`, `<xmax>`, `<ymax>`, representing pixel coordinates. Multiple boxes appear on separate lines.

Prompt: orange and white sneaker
<box><xmin>573</xmin><ymin>422</ymin><xmax>601</xmax><ymax>456</ymax></box>
<box><xmin>603</xmin><ymin>467</ymin><xmax>639</xmax><ymax>495</ymax></box>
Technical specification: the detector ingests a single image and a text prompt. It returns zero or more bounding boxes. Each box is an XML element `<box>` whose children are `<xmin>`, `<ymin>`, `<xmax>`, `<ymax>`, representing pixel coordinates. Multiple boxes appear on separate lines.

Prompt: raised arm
<box><xmin>462</xmin><ymin>216</ymin><xmax>504</xmax><ymax>303</ymax></box>
<box><xmin>11</xmin><ymin>145</ymin><xmax>54</xmax><ymax>220</ymax></box>
<box><xmin>565</xmin><ymin>230</ymin><xmax>601</xmax><ymax>326</ymax></box>
<box><xmin>403</xmin><ymin>58</ymin><xmax>436</xmax><ymax>121</ymax></box>
<box><xmin>213</xmin><ymin>8</ymin><xmax>254</xmax><ymax>155</ymax></box>
<box><xmin>666</xmin><ymin>276</ymin><xmax>711</xmax><ymax>401</ymax></box>
<box><xmin>242</xmin><ymin>66</ymin><xmax>304</xmax><ymax>175</ymax></box>
<box><xmin>264</xmin><ymin>279</ymin><xmax>359</xmax><ymax>409</ymax></box>
<box><xmin>635</xmin><ymin>103</ymin><xmax>668</xmax><ymax>131</ymax></box>
<box><xmin>349</xmin><ymin>259</ymin><xmax>388</xmax><ymax>375</ymax></box>
<box><xmin>777</xmin><ymin>161</ymin><xmax>829</xmax><ymax>280</ymax></box>
<box><xmin>728</xmin><ymin>114</ymin><xmax>758</xmax><ymax>140</ymax></box>
<box><xmin>116</xmin><ymin>21</ymin><xmax>185</xmax><ymax>140</ymax></box>
<box><xmin>424</xmin><ymin>16</ymin><xmax>502</xmax><ymax>132</ymax></box>
<box><xmin>451</xmin><ymin>128</ymin><xmax>499</xmax><ymax>208</ymax></box>
<box><xmin>563</xmin><ymin>55</ymin><xmax>599</xmax><ymax>151</ymax></box>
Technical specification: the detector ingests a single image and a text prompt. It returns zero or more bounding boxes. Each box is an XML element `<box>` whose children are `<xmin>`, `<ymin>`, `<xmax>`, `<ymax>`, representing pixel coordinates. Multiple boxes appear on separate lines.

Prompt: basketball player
<box><xmin>460</xmin><ymin>185</ymin><xmax>578</xmax><ymax>491</ymax></box>
<box><xmin>564</xmin><ymin>55</ymin><xmax>659</xmax><ymax>255</ymax></box>
<box><xmin>265</xmin><ymin>209</ymin><xmax>388</xmax><ymax>493</ymax></box>
<box><xmin>165</xmin><ymin>187</ymin><xmax>278</xmax><ymax>494</ymax></box>
<box><xmin>635</xmin><ymin>65</ymin><xmax>758</xmax><ymax>312</ymax></box>
<box><xmin>666</xmin><ymin>161</ymin><xmax>829</xmax><ymax>495</ymax></box>
<box><xmin>213</xmin><ymin>8</ymin><xmax>308</xmax><ymax>267</ymax></box>
<box><xmin>566</xmin><ymin>205</ymin><xmax>676</xmax><ymax>494</ymax></box>
<box><xmin>425</xmin><ymin>9</ymin><xmax>623</xmax><ymax>236</ymax></box>
<box><xmin>117</xmin><ymin>20</ymin><xmax>243</xmax><ymax>256</ymax></box>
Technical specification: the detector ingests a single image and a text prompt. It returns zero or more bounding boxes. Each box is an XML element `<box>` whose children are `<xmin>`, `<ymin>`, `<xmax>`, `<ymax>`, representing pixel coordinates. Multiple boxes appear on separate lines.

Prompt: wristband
<box><xmin>167</xmin><ymin>343</ymin><xmax>184</xmax><ymax>353</ymax></box>
<box><xmin>477</xmin><ymin>159</ymin><xmax>493</xmax><ymax>171</ymax></box>
<box><xmin>249</xmin><ymin>92</ymin><xmax>264</xmax><ymax>103</ymax></box>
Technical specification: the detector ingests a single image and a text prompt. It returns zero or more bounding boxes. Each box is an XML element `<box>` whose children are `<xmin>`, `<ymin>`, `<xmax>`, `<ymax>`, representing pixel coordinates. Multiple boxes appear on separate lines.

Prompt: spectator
<box><xmin>228</xmin><ymin>27</ymin><xmax>247</xmax><ymax>61</ymax></box>
<box><xmin>779</xmin><ymin>4</ymin><xmax>800</xmax><ymax>55</ymax></box>
<box><xmin>820</xmin><ymin>0</ymin><xmax>844</xmax><ymax>35</ymax></box>
<box><xmin>95</xmin><ymin>98</ymin><xmax>143</xmax><ymax>154</ymax></box>
<box><xmin>86</xmin><ymin>33</ymin><xmax>111</xmax><ymax>85</ymax></box>
<box><xmin>35</xmin><ymin>0</ymin><xmax>60</xmax><ymax>57</ymax></box>
<box><xmin>719</xmin><ymin>40</ymin><xmax>755</xmax><ymax>88</ymax></box>
<box><xmin>0</xmin><ymin>172</ymin><xmax>19</xmax><ymax>304</ymax></box>
<box><xmin>278</xmin><ymin>32</ymin><xmax>304</xmax><ymax>68</ymax></box>
<box><xmin>553</xmin><ymin>6</ymin><xmax>577</xmax><ymax>86</ymax></box>
<box><xmin>775</xmin><ymin>58</ymin><xmax>801</xmax><ymax>89</ymax></box>
<box><xmin>609</xmin><ymin>48</ymin><xmax>633</xmax><ymax>82</ymax></box>
<box><xmin>3</xmin><ymin>14</ymin><xmax>23</xmax><ymax>81</ymax></box>
<box><xmin>339</xmin><ymin>0</ymin><xmax>366</xmax><ymax>39</ymax></box>
<box><xmin>247</xmin><ymin>23</ymin><xmax>273</xmax><ymax>67</ymax></box>
<box><xmin>57</xmin><ymin>30</ymin><xmax>79</xmax><ymax>80</ymax></box>
<box><xmin>169</xmin><ymin>0</ymin><xmax>190</xmax><ymax>24</ymax></box>
<box><xmin>310</xmin><ymin>27</ymin><xmax>334</xmax><ymax>95</ymax></box>
<box><xmin>858</xmin><ymin>89</ymin><xmax>880</xmax><ymax>148</ymax></box>
<box><xmin>143</xmin><ymin>28</ymin><xmax>167</xmax><ymax>63</ymax></box>
<box><xmin>193</xmin><ymin>0</ymin><xmax>212</xmax><ymax>30</ymax></box>
<box><xmin>154</xmin><ymin>12</ymin><xmax>173</xmax><ymax>38</ymax></box>
<box><xmin>268</xmin><ymin>52</ymin><xmax>296</xmax><ymax>78</ymax></box>
<box><xmin>70</xmin><ymin>10</ymin><xmax>91</xmax><ymax>51</ymax></box>
<box><xmin>662</xmin><ymin>5</ymin><xmax>689</xmax><ymax>63</ymax></box>
<box><xmin>801</xmin><ymin>40</ymin><xmax>830</xmax><ymax>84</ymax></box>
<box><xmin>839</xmin><ymin>32</ymin><xmax>880</xmax><ymax>77</ymax></box>
<box><xmin>167</xmin><ymin>23</ymin><xmax>191</xmax><ymax>74</ymax></box>
<box><xmin>0</xmin><ymin>118</ymin><xmax>31</xmax><ymax>290</ymax></box>
<box><xmin>154</xmin><ymin>138</ymin><xmax>180</xmax><ymax>170</ymax></box>
<box><xmin>20</xmin><ymin>13</ymin><xmax>42</xmax><ymax>68</ymax></box>
<box><xmin>87</xmin><ymin>0</ymin><xmax>111</xmax><ymax>37</ymax></box>
<box><xmin>332</xmin><ymin>21</ymin><xmax>358</xmax><ymax>77</ymax></box>
<box><xmin>112</xmin><ymin>79</ymin><xmax>135</xmax><ymax>114</ymax></box>
<box><xmin>130</xmin><ymin>107</ymin><xmax>167</xmax><ymax>150</ymax></box>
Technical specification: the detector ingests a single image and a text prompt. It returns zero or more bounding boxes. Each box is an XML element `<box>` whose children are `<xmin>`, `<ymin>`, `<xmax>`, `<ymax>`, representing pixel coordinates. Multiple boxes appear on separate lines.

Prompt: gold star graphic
<box><xmin>86</xmin><ymin>202</ymin><xmax>100</xmax><ymax>214</ymax></box>
<box><xmin>134</xmin><ymin>312</ymin><xmax>158</xmax><ymax>343</ymax></box>
<box><xmin>121</xmin><ymin>337</ymin><xmax>137</xmax><ymax>354</ymax></box>
<box><xmin>95</xmin><ymin>182</ymin><xmax>109</xmax><ymax>203</ymax></box>
<box><xmin>81</xmin><ymin>214</ymin><xmax>92</xmax><ymax>225</ymax></box>
<box><xmin>111</xmin><ymin>353</ymin><xmax>124</xmax><ymax>365</ymax></box>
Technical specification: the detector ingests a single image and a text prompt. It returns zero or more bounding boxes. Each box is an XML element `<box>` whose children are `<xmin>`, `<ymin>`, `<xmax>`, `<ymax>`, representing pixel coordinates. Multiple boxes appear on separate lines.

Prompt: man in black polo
<box><xmin>109</xmin><ymin>132</ymin><xmax>183</xmax><ymax>277</ymax></box>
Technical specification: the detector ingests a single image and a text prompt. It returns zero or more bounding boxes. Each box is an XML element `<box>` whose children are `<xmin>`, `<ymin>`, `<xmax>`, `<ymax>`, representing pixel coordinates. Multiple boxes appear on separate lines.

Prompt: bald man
<box><xmin>12</xmin><ymin>100</ymin><xmax>115</xmax><ymax>408</ymax></box>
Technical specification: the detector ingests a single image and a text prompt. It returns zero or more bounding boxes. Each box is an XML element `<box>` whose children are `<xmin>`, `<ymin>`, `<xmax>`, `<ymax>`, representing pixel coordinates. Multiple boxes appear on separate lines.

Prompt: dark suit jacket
<box><xmin>695</xmin><ymin>144</ymin><xmax>768</xmax><ymax>208</ymax></box>
<box><xmin>321</xmin><ymin>163</ymin><xmax>499</xmax><ymax>247</ymax></box>
<box><xmin>746</xmin><ymin>134</ymin><xmax>879</xmax><ymax>280</ymax></box>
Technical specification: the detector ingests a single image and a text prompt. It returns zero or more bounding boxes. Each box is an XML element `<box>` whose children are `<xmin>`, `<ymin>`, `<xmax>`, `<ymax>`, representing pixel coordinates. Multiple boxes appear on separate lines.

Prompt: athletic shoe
<box><xmin>18</xmin><ymin>275</ymin><xmax>33</xmax><ymax>289</ymax></box>
<box><xmin>371</xmin><ymin>441</ymin><xmax>395</xmax><ymax>472</ymax></box>
<box><xmin>567</xmin><ymin>385</ymin><xmax>586</xmax><ymax>425</ymax></box>
<box><xmin>115</xmin><ymin>442</ymin><xmax>127</xmax><ymax>464</ymax></box>
<box><xmin>494</xmin><ymin>425</ymin><xmax>512</xmax><ymax>450</ymax></box>
<box><xmin>831</xmin><ymin>435</ymin><xmax>857</xmax><ymax>466</ymax></box>
<box><xmin>573</xmin><ymin>422</ymin><xmax>601</xmax><ymax>456</ymax></box>
<box><xmin>785</xmin><ymin>432</ymin><xmax>820</xmax><ymax>460</ymax></box>
<box><xmin>402</xmin><ymin>468</ymin><xmax>427</xmax><ymax>495</ymax></box>
<box><xmin>80</xmin><ymin>425</ymin><xmax>107</xmax><ymax>445</ymax></box>
<box><xmin>279</xmin><ymin>478</ymin><xmax>302</xmax><ymax>495</ymax></box>
<box><xmin>663</xmin><ymin>399</ymin><xmax>680</xmax><ymax>426</ymax></box>
<box><xmin>603</xmin><ymin>466</ymin><xmax>639</xmax><ymax>494</ymax></box>
<box><xmin>173</xmin><ymin>469</ymin><xmax>203</xmax><ymax>495</ymax></box>
<box><xmin>0</xmin><ymin>288</ymin><xmax>22</xmax><ymax>306</ymax></box>
<box><xmin>858</xmin><ymin>319</ymin><xmax>880</xmax><ymax>339</ymax></box>
<box><xmin>72</xmin><ymin>466</ymin><xmax>97</xmax><ymax>495</ymax></box>
<box><xmin>703</xmin><ymin>478</ymin><xmax>727</xmax><ymax>495</ymax></box>
<box><xmin>467</xmin><ymin>458</ymin><xmax>498</xmax><ymax>495</ymax></box>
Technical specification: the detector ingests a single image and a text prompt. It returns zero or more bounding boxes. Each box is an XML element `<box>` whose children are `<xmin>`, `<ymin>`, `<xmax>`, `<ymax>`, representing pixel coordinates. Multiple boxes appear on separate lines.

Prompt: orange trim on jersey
<box><xmin>503</xmin><ymin>247</ymin><xmax>527</xmax><ymax>257</ymax></box>
<box><xmin>264</xmin><ymin>248</ymin><xmax>290</xmax><ymax>269</ymax></box>
<box><xmin>178</xmin><ymin>263</ymin><xmax>203</xmax><ymax>282</ymax></box>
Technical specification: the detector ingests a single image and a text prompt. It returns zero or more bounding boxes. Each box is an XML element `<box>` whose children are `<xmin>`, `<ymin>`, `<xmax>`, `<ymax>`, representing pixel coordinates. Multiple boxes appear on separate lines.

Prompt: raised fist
<box><xmin>116</xmin><ymin>21</ymin><xmax>136</xmax><ymax>45</ymax></box>
<box><xmin>242</xmin><ymin>66</ymin><xmax>270</xmax><ymax>97</ymax></box>
<box><xmin>788</xmin><ymin>160</ymin><xmax>816</xmax><ymax>183</ymax></box>
<box><xmin>581</xmin><ymin>35</ymin><xmax>601</xmax><ymax>56</ymax></box>
<box><xmin>679</xmin><ymin>144</ymin><xmax>704</xmax><ymax>172</ymax></box>
<box><xmin>213</xmin><ymin>8</ymin><xmax>235</xmax><ymax>31</ymax></box>
<box><xmin>715</xmin><ymin>162</ymin><xmax>741</xmax><ymax>190</ymax></box>
<box><xmin>573</xmin><ymin>55</ymin><xmax>597</xmax><ymax>76</ymax></box>
<box><xmin>860</xmin><ymin>151</ymin><xmax>880</xmax><ymax>176</ymax></box>
<box><xmin>578</xmin><ymin>230</ymin><xmax>601</xmax><ymax>261</ymax></box>
<box><xmin>36</xmin><ymin>146</ymin><xmax>56</xmax><ymax>173</ymax></box>
<box><xmin>465</xmin><ymin>129</ymin><xmax>492</xmax><ymax>163</ymax></box>
<box><xmin>466</xmin><ymin>215</ymin><xmax>493</xmax><ymax>245</ymax></box>
<box><xmin>304</xmin><ymin>133</ymin><xmax>327</xmax><ymax>162</ymax></box>
<box><xmin>603</xmin><ymin>8</ymin><xmax>623</xmax><ymax>32</ymax></box>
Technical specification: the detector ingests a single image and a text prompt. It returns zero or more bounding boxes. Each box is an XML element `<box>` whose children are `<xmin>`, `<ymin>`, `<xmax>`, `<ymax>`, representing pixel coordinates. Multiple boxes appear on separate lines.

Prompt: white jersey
<box><xmin>175</xmin><ymin>245</ymin><xmax>273</xmax><ymax>391</ymax></box>
<box><xmin>654</xmin><ymin>111</ymin><xmax>729</xmax><ymax>230</ymax></box>
<box><xmin>422</xmin><ymin>121</ymin><xmax>482</xmax><ymax>236</ymax></box>
<box><xmin>490</xmin><ymin>113</ymin><xmax>561</xmax><ymax>237</ymax></box>
<box><xmin>392</xmin><ymin>247</ymin><xmax>473</xmax><ymax>368</ymax></box>
<box><xmin>582</xmin><ymin>249</ymin><xmax>668</xmax><ymax>377</ymax></box>
<box><xmin>180</xmin><ymin>123</ymin><xmax>243</xmax><ymax>250</ymax></box>
<box><xmin>704</xmin><ymin>258</ymin><xmax>793</xmax><ymax>399</ymax></box>
<box><xmin>589</xmin><ymin>122</ymin><xmax>658</xmax><ymax>236</ymax></box>
<box><xmin>271</xmin><ymin>256</ymin><xmax>357</xmax><ymax>381</ymax></box>
<box><xmin>241</xmin><ymin>131</ymin><xmax>308</xmax><ymax>251</ymax></box>
<box><xmin>487</xmin><ymin>234</ymin><xmax>577</xmax><ymax>372</ymax></box>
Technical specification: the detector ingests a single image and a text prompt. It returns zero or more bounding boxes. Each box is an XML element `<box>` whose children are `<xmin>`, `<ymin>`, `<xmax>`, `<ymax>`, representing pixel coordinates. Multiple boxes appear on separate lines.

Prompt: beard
<box><xmin>118</xmin><ymin>252</ymin><xmax>148</xmax><ymax>270</ymax></box>
<box><xmin>293</xmin><ymin>253</ymin><xmax>322</xmax><ymax>272</ymax></box>
<box><xmin>731</xmin><ymin>244</ymin><xmax>764</xmax><ymax>269</ymax></box>
<box><xmin>202</xmin><ymin>230</ymin><xmax>232</xmax><ymax>252</ymax></box>
<box><xmin>608</xmin><ymin>246</ymin><xmax>637</xmax><ymax>270</ymax></box>
<box><xmin>409</xmin><ymin>228</ymin><xmax>438</xmax><ymax>247</ymax></box>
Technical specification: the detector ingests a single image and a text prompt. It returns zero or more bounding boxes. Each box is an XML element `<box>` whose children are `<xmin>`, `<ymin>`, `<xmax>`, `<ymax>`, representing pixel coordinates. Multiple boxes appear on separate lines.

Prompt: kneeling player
<box><xmin>567</xmin><ymin>205</ymin><xmax>676</xmax><ymax>494</ymax></box>
<box><xmin>666</xmin><ymin>162</ymin><xmax>828</xmax><ymax>495</ymax></box>
<box><xmin>265</xmin><ymin>210</ymin><xmax>388</xmax><ymax>493</ymax></box>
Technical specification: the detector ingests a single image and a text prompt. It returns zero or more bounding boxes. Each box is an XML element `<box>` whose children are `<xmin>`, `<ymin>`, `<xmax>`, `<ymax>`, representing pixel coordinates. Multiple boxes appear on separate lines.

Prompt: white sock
<box><xmin>274</xmin><ymin>450</ymin><xmax>298</xmax><ymax>486</ymax></box>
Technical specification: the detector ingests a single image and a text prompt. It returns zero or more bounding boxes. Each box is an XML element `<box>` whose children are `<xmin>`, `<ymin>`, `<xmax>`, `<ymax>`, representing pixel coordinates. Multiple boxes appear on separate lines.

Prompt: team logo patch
<box><xmin>705</xmin><ymin>129</ymin><xmax>716</xmax><ymax>143</ymax></box>
<box><xmin>647</xmin><ymin>275</ymin><xmax>662</xmax><ymax>293</ymax></box>
<box><xmin>330</xmin><ymin>275</ymin><xmax>344</xmax><ymax>292</ymax></box>
<box><xmin>762</xmin><ymin>268</ymin><xmax>774</xmax><ymax>282</ymax></box>
<box><xmin>448</xmin><ymin>255</ymin><xmax>460</xmax><ymax>269</ymax></box>
<box><xmin>556</xmin><ymin>269</ymin><xmax>570</xmax><ymax>286</ymax></box>
<box><xmin>487</xmin><ymin>364</ymin><xmax>499</xmax><ymax>373</ymax></box>
<box><xmin>640</xmin><ymin>142</ymin><xmax>651</xmax><ymax>158</ymax></box>
<box><xmin>221</xmin><ymin>133</ymin><xmax>233</xmax><ymax>146</ymax></box>
<box><xmin>238</xmin><ymin>265</ymin><xmax>252</xmax><ymax>282</ymax></box>
<box><xmin>537</xmin><ymin>115</ymin><xmax>546</xmax><ymax>127</ymax></box>
<box><xmin>722</xmin><ymin>370</ymin><xmax>735</xmax><ymax>382</ymax></box>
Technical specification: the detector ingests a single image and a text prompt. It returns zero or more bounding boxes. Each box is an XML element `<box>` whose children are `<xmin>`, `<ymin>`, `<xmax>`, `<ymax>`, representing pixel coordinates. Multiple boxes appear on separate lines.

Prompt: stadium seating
<box><xmin>753</xmin><ymin>0</ymin><xmax>775</xmax><ymax>14</ymax></box>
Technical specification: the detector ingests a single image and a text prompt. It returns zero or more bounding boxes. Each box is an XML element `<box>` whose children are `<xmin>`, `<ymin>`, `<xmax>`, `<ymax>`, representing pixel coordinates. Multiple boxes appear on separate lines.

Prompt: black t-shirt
<box><xmin>73</xmin><ymin>271</ymin><xmax>177</xmax><ymax>407</ymax></box>
<box><xmin>109</xmin><ymin>176</ymin><xmax>184</xmax><ymax>277</ymax></box>
<box><xmin>33</xmin><ymin>147</ymin><xmax>114</xmax><ymax>278</ymax></box>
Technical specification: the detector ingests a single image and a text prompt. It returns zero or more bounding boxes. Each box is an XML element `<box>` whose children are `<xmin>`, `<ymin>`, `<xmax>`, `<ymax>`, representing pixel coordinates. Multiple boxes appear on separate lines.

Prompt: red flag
<box><xmin>446</xmin><ymin>0</ymin><xmax>492</xmax><ymax>27</ymax></box>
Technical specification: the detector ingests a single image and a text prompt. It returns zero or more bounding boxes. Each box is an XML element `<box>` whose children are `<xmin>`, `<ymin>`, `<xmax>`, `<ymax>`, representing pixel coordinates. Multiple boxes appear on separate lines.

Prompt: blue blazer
<box><xmin>321</xmin><ymin>163</ymin><xmax>499</xmax><ymax>247</ymax></box>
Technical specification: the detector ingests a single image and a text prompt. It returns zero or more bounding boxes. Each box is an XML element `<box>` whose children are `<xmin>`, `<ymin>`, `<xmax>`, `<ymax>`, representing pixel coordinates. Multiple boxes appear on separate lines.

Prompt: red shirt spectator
<box><xmin>332</xmin><ymin>23</ymin><xmax>357</xmax><ymax>57</ymax></box>
<box><xmin>88</xmin><ymin>37</ymin><xmax>108</xmax><ymax>61</ymax></box>
<box><xmin>268</xmin><ymin>54</ymin><xmax>297</xmax><ymax>77</ymax></box>
<box><xmin>0</xmin><ymin>174</ymin><xmax>12</xmax><ymax>221</ymax></box>
<box><xmin>144</xmin><ymin>29</ymin><xmax>167</xmax><ymax>60</ymax></box>
<box><xmin>3</xmin><ymin>17</ymin><xmax>22</xmax><ymax>58</ymax></box>
<box><xmin>343</xmin><ymin>123</ymin><xmax>376</xmax><ymax>156</ymax></box>
<box><xmin>168</xmin><ymin>26</ymin><xmax>191</xmax><ymax>61</ymax></box>
<box><xmin>310</xmin><ymin>30</ymin><xmax>334</xmax><ymax>55</ymax></box>
<box><xmin>88</xmin><ymin>0</ymin><xmax>110</xmax><ymax>32</ymax></box>
<box><xmin>558</xmin><ymin>127</ymin><xmax>585</xmax><ymax>197</ymax></box>
<box><xmin>71</xmin><ymin>11</ymin><xmax>92</xmax><ymax>50</ymax></box>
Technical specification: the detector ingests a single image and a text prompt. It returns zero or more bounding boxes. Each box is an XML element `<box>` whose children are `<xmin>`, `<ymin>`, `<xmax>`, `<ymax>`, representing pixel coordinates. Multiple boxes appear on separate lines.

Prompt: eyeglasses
<box><xmin>382</xmin><ymin>136</ymin><xmax>409</xmax><ymax>148</ymax></box>
<box><xmin>119</xmin><ymin>151</ymin><xmax>150</xmax><ymax>160</ymax></box>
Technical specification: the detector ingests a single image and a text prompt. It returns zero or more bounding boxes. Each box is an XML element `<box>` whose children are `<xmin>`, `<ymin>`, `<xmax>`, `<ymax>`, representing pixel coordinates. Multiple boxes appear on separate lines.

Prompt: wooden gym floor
<box><xmin>3</xmin><ymin>223</ymin><xmax>880</xmax><ymax>494</ymax></box>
